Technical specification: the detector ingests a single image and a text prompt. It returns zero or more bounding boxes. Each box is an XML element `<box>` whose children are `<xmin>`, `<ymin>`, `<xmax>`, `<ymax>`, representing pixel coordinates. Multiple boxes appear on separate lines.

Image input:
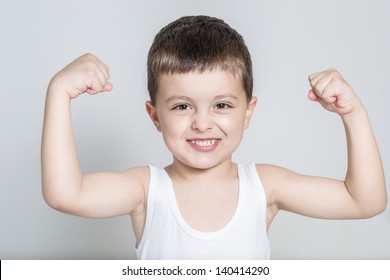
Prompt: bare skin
<box><xmin>42</xmin><ymin>53</ymin><xmax>387</xmax><ymax>247</ymax></box>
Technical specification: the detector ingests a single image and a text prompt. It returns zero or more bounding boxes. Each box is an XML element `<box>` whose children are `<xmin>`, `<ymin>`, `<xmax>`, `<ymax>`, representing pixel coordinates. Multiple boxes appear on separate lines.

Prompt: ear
<box><xmin>145</xmin><ymin>101</ymin><xmax>162</xmax><ymax>132</ymax></box>
<box><xmin>244</xmin><ymin>97</ymin><xmax>257</xmax><ymax>129</ymax></box>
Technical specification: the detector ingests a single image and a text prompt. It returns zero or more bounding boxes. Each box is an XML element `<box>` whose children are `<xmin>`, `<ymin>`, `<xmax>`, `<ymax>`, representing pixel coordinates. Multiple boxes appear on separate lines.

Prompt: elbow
<box><xmin>373</xmin><ymin>187</ymin><xmax>388</xmax><ymax>217</ymax></box>
<box><xmin>42</xmin><ymin>190</ymin><xmax>65</xmax><ymax>212</ymax></box>
<box><xmin>42</xmin><ymin>186</ymin><xmax>77</xmax><ymax>213</ymax></box>
<box><xmin>42</xmin><ymin>191</ymin><xmax>62</xmax><ymax>211</ymax></box>
<box><xmin>358</xmin><ymin>195</ymin><xmax>387</xmax><ymax>219</ymax></box>
<box><xmin>375</xmin><ymin>195</ymin><xmax>388</xmax><ymax>216</ymax></box>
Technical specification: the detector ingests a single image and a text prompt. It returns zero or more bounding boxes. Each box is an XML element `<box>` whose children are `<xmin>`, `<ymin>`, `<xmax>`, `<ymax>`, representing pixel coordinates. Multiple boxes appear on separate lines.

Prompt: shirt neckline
<box><xmin>161</xmin><ymin>163</ymin><xmax>245</xmax><ymax>240</ymax></box>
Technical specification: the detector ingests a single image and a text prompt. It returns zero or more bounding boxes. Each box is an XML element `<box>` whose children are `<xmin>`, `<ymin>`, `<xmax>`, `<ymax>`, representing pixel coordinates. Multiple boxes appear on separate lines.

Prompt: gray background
<box><xmin>1</xmin><ymin>0</ymin><xmax>389</xmax><ymax>259</ymax></box>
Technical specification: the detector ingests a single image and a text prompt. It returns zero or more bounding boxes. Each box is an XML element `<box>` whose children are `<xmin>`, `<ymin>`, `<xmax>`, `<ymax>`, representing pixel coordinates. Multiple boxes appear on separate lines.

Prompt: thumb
<box><xmin>86</xmin><ymin>82</ymin><xmax>113</xmax><ymax>95</ymax></box>
<box><xmin>102</xmin><ymin>82</ymin><xmax>113</xmax><ymax>92</ymax></box>
<box><xmin>308</xmin><ymin>89</ymin><xmax>319</xmax><ymax>102</ymax></box>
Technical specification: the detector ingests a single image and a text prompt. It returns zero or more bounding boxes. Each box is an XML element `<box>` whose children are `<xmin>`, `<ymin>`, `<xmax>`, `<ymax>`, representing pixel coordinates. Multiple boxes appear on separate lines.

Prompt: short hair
<box><xmin>147</xmin><ymin>15</ymin><xmax>253</xmax><ymax>105</ymax></box>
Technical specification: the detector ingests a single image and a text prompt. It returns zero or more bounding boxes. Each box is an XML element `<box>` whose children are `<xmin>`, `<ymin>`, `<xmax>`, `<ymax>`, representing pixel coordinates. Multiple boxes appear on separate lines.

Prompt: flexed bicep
<box><xmin>260</xmin><ymin>164</ymin><xmax>364</xmax><ymax>220</ymax></box>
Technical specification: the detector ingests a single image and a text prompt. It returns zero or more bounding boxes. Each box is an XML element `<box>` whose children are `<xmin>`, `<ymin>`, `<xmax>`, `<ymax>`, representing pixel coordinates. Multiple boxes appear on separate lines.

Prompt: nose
<box><xmin>192</xmin><ymin>110</ymin><xmax>214</xmax><ymax>132</ymax></box>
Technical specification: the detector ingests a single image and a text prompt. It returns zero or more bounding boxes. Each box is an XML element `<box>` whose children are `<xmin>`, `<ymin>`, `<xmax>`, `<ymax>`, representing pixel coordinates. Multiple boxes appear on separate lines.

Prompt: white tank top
<box><xmin>136</xmin><ymin>163</ymin><xmax>270</xmax><ymax>259</ymax></box>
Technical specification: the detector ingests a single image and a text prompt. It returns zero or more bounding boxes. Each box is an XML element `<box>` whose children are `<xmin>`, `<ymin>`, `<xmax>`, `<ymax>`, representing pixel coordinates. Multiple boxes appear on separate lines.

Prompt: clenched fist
<box><xmin>49</xmin><ymin>53</ymin><xmax>112</xmax><ymax>99</ymax></box>
<box><xmin>308</xmin><ymin>69</ymin><xmax>362</xmax><ymax>116</ymax></box>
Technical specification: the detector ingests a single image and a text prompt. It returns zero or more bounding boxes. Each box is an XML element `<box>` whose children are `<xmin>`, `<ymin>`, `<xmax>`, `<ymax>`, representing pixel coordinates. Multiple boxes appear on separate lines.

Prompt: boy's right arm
<box><xmin>41</xmin><ymin>53</ymin><xmax>146</xmax><ymax>218</ymax></box>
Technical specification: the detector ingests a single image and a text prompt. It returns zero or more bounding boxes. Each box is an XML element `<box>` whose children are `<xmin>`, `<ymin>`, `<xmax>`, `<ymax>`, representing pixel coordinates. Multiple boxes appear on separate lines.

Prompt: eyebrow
<box><xmin>213</xmin><ymin>94</ymin><xmax>239</xmax><ymax>101</ymax></box>
<box><xmin>165</xmin><ymin>96</ymin><xmax>194</xmax><ymax>104</ymax></box>
<box><xmin>165</xmin><ymin>94</ymin><xmax>239</xmax><ymax>103</ymax></box>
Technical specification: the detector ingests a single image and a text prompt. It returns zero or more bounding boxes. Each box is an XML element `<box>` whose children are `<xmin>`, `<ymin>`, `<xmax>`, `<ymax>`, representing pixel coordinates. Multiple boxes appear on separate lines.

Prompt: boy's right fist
<box><xmin>49</xmin><ymin>53</ymin><xmax>112</xmax><ymax>99</ymax></box>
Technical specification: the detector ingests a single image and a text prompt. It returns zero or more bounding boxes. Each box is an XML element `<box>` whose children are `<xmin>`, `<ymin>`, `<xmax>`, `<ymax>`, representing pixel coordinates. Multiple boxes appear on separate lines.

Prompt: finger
<box><xmin>320</xmin><ymin>82</ymin><xmax>339</xmax><ymax>103</ymax></box>
<box><xmin>92</xmin><ymin>54</ymin><xmax>109</xmax><ymax>71</ymax></box>
<box><xmin>308</xmin><ymin>71</ymin><xmax>321</xmax><ymax>82</ymax></box>
<box><xmin>307</xmin><ymin>89</ymin><xmax>336</xmax><ymax>104</ymax></box>
<box><xmin>86</xmin><ymin>78</ymin><xmax>112</xmax><ymax>95</ymax></box>
<box><xmin>308</xmin><ymin>89</ymin><xmax>334</xmax><ymax>113</ymax></box>
<box><xmin>307</xmin><ymin>89</ymin><xmax>319</xmax><ymax>101</ymax></box>
<box><xmin>94</xmin><ymin>67</ymin><xmax>110</xmax><ymax>90</ymax></box>
<box><xmin>85</xmin><ymin>74</ymin><xmax>105</xmax><ymax>95</ymax></box>
<box><xmin>102</xmin><ymin>82</ymin><xmax>113</xmax><ymax>92</ymax></box>
<box><xmin>98</xmin><ymin>62</ymin><xmax>110</xmax><ymax>81</ymax></box>
<box><xmin>86</xmin><ymin>53</ymin><xmax>110</xmax><ymax>81</ymax></box>
<box><xmin>308</xmin><ymin>71</ymin><xmax>324</xmax><ymax>87</ymax></box>
<box><xmin>86</xmin><ymin>88</ymin><xmax>98</xmax><ymax>95</ymax></box>
<box><xmin>312</xmin><ymin>74</ymin><xmax>333</xmax><ymax>98</ymax></box>
<box><xmin>310</xmin><ymin>69</ymin><xmax>342</xmax><ymax>100</ymax></box>
<box><xmin>308</xmin><ymin>68</ymin><xmax>337</xmax><ymax>88</ymax></box>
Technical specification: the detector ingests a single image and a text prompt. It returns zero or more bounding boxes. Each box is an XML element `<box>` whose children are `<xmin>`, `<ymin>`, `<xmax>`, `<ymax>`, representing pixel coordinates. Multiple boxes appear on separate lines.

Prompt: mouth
<box><xmin>190</xmin><ymin>139</ymin><xmax>217</xmax><ymax>147</ymax></box>
<box><xmin>188</xmin><ymin>138</ymin><xmax>220</xmax><ymax>152</ymax></box>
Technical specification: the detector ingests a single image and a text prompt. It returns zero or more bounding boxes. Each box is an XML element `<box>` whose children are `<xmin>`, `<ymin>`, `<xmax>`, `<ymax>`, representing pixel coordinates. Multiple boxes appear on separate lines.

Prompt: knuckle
<box><xmin>327</xmin><ymin>67</ymin><xmax>337</xmax><ymax>73</ymax></box>
<box><xmin>83</xmin><ymin>52</ymin><xmax>96</xmax><ymax>60</ymax></box>
<box><xmin>328</xmin><ymin>68</ymin><xmax>340</xmax><ymax>78</ymax></box>
<box><xmin>330</xmin><ymin>76</ymin><xmax>343</xmax><ymax>88</ymax></box>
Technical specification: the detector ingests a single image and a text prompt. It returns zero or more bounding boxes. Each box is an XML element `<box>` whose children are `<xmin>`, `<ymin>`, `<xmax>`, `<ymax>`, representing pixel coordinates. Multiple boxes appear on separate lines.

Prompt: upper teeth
<box><xmin>192</xmin><ymin>140</ymin><xmax>217</xmax><ymax>147</ymax></box>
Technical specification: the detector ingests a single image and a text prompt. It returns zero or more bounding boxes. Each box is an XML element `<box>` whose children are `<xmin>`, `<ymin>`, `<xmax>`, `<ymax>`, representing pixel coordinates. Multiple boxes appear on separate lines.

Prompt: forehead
<box><xmin>156</xmin><ymin>69</ymin><xmax>246</xmax><ymax>102</ymax></box>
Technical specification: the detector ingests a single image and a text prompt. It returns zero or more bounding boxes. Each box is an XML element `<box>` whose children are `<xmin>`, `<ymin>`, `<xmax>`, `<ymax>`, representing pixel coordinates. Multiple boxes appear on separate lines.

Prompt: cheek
<box><xmin>218</xmin><ymin>114</ymin><xmax>246</xmax><ymax>134</ymax></box>
<box><xmin>160</xmin><ymin>115</ymin><xmax>188</xmax><ymax>138</ymax></box>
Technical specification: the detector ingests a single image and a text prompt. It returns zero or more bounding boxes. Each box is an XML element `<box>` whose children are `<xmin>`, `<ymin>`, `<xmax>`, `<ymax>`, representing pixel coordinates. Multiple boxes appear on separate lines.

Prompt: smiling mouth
<box><xmin>191</xmin><ymin>139</ymin><xmax>217</xmax><ymax>147</ymax></box>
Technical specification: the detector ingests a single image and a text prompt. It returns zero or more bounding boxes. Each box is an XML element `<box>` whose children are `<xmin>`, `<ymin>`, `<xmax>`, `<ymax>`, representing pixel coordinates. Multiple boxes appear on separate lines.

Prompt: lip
<box><xmin>187</xmin><ymin>138</ymin><xmax>220</xmax><ymax>152</ymax></box>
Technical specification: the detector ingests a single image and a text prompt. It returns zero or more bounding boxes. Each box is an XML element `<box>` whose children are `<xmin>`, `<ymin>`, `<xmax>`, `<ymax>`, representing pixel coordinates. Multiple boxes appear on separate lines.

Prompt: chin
<box><xmin>178</xmin><ymin>156</ymin><xmax>230</xmax><ymax>171</ymax></box>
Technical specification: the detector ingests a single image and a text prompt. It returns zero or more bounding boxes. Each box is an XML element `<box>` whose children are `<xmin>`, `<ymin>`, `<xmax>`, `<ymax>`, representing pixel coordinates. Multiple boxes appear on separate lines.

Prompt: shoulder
<box><xmin>121</xmin><ymin>166</ymin><xmax>151</xmax><ymax>215</ymax></box>
<box><xmin>122</xmin><ymin>165</ymin><xmax>150</xmax><ymax>181</ymax></box>
<box><xmin>121</xmin><ymin>166</ymin><xmax>151</xmax><ymax>192</ymax></box>
<box><xmin>252</xmin><ymin>163</ymin><xmax>296</xmax><ymax>226</ymax></box>
<box><xmin>254</xmin><ymin>163</ymin><xmax>296</xmax><ymax>208</ymax></box>
<box><xmin>255</xmin><ymin>163</ymin><xmax>296</xmax><ymax>184</ymax></box>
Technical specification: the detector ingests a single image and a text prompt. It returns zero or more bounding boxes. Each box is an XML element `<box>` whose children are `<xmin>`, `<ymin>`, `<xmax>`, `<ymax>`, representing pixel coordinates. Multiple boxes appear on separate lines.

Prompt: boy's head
<box><xmin>147</xmin><ymin>15</ymin><xmax>253</xmax><ymax>105</ymax></box>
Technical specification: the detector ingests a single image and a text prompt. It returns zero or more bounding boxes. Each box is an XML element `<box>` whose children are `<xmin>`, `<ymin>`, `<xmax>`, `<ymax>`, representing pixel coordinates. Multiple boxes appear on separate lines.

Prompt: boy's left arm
<box><xmin>271</xmin><ymin>69</ymin><xmax>387</xmax><ymax>219</ymax></box>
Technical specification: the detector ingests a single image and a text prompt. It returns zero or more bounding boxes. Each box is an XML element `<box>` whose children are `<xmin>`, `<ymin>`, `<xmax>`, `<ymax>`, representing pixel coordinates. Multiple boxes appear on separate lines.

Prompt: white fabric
<box><xmin>136</xmin><ymin>163</ymin><xmax>270</xmax><ymax>260</ymax></box>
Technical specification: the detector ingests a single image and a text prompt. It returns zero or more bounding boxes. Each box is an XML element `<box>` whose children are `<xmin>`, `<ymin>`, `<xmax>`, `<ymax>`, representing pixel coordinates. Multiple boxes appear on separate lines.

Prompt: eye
<box><xmin>173</xmin><ymin>104</ymin><xmax>192</xmax><ymax>110</ymax></box>
<box><xmin>214</xmin><ymin>103</ymin><xmax>231</xmax><ymax>109</ymax></box>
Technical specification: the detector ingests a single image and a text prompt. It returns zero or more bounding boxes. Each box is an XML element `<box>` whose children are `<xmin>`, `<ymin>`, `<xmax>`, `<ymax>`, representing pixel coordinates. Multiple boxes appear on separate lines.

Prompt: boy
<box><xmin>41</xmin><ymin>16</ymin><xmax>387</xmax><ymax>259</ymax></box>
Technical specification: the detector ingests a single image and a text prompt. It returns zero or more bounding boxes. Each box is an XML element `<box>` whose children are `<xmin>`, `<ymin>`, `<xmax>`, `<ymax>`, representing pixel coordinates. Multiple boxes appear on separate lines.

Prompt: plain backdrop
<box><xmin>1</xmin><ymin>0</ymin><xmax>389</xmax><ymax>259</ymax></box>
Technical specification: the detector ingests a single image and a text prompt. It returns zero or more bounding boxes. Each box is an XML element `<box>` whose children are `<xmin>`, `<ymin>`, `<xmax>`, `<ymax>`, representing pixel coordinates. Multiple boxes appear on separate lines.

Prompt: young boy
<box><xmin>41</xmin><ymin>16</ymin><xmax>387</xmax><ymax>259</ymax></box>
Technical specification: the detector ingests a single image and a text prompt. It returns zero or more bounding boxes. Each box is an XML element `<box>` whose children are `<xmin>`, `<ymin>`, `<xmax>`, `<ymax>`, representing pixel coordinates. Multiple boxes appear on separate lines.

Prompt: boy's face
<box><xmin>146</xmin><ymin>69</ymin><xmax>257</xmax><ymax>170</ymax></box>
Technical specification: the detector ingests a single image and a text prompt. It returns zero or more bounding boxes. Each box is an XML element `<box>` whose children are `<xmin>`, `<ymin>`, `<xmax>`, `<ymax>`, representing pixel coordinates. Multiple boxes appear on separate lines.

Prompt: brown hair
<box><xmin>147</xmin><ymin>15</ymin><xmax>253</xmax><ymax>105</ymax></box>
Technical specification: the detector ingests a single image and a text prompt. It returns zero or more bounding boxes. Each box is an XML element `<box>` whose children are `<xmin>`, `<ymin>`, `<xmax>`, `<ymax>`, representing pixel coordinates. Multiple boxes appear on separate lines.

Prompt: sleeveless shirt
<box><xmin>136</xmin><ymin>163</ymin><xmax>270</xmax><ymax>259</ymax></box>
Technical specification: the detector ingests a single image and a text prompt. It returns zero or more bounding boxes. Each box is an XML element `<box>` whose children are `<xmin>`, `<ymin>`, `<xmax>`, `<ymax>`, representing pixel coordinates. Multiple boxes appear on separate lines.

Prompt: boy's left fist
<box><xmin>308</xmin><ymin>68</ymin><xmax>361</xmax><ymax>116</ymax></box>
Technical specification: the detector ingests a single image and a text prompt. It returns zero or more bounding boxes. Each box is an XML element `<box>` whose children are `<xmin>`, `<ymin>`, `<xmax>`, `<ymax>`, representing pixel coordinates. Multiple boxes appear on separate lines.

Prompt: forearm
<box><xmin>41</xmin><ymin>81</ymin><xmax>82</xmax><ymax>209</ymax></box>
<box><xmin>342</xmin><ymin>102</ymin><xmax>387</xmax><ymax>216</ymax></box>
